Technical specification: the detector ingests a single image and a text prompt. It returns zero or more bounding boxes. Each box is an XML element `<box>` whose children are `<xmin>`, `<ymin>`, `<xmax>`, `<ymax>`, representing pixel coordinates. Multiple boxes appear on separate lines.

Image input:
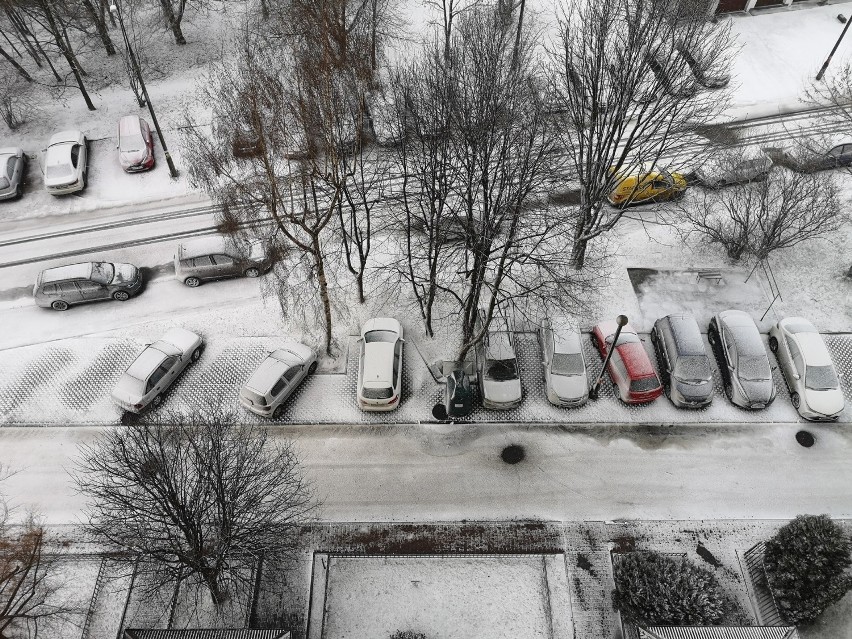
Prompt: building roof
<box><xmin>124</xmin><ymin>630</ymin><xmax>290</xmax><ymax>639</ymax></box>
<box><xmin>639</xmin><ymin>627</ymin><xmax>800</xmax><ymax>639</ymax></box>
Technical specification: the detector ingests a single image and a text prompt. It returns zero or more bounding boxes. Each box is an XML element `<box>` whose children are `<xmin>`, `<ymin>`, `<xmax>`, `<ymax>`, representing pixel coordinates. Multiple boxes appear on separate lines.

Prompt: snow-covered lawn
<box><xmin>317</xmin><ymin>555</ymin><xmax>572</xmax><ymax>639</ymax></box>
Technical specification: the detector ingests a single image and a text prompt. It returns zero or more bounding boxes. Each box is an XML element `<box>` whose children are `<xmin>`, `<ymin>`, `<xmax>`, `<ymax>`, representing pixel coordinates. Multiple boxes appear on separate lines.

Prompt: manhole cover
<box><xmin>796</xmin><ymin>430</ymin><xmax>815</xmax><ymax>448</ymax></box>
<box><xmin>501</xmin><ymin>445</ymin><xmax>525</xmax><ymax>464</ymax></box>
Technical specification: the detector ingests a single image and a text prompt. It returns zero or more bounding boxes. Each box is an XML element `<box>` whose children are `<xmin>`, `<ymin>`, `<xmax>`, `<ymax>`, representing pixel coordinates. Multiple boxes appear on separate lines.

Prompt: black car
<box><xmin>651</xmin><ymin>313</ymin><xmax>714</xmax><ymax>408</ymax></box>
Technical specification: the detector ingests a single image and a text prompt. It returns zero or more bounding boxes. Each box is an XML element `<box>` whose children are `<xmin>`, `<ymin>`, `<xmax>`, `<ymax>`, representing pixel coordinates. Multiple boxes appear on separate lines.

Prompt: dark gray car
<box><xmin>0</xmin><ymin>147</ymin><xmax>26</xmax><ymax>201</ymax></box>
<box><xmin>34</xmin><ymin>261</ymin><xmax>143</xmax><ymax>311</ymax></box>
<box><xmin>651</xmin><ymin>313</ymin><xmax>714</xmax><ymax>408</ymax></box>
<box><xmin>764</xmin><ymin>142</ymin><xmax>852</xmax><ymax>174</ymax></box>
<box><xmin>175</xmin><ymin>236</ymin><xmax>270</xmax><ymax>287</ymax></box>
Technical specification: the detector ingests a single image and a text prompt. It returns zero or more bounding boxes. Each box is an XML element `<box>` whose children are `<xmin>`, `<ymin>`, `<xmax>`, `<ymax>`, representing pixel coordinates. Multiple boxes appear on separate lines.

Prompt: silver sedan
<box><xmin>111</xmin><ymin>328</ymin><xmax>203</xmax><ymax>413</ymax></box>
<box><xmin>239</xmin><ymin>341</ymin><xmax>318</xmax><ymax>419</ymax></box>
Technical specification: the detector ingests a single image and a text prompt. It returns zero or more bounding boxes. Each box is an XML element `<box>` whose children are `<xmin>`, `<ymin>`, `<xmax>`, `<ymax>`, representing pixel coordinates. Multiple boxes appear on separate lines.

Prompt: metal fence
<box><xmin>742</xmin><ymin>542</ymin><xmax>783</xmax><ymax>627</ymax></box>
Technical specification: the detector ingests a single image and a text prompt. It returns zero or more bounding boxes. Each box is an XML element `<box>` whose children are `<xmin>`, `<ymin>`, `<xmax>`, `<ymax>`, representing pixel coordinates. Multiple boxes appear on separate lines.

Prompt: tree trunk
<box><xmin>41</xmin><ymin>0</ymin><xmax>96</xmax><ymax>110</ymax></box>
<box><xmin>159</xmin><ymin>0</ymin><xmax>187</xmax><ymax>45</ymax></box>
<box><xmin>60</xmin><ymin>24</ymin><xmax>86</xmax><ymax>75</ymax></box>
<box><xmin>0</xmin><ymin>43</ymin><xmax>32</xmax><ymax>81</ymax></box>
<box><xmin>312</xmin><ymin>235</ymin><xmax>334</xmax><ymax>355</ymax></box>
<box><xmin>356</xmin><ymin>273</ymin><xmax>365</xmax><ymax>304</ymax></box>
<box><xmin>5</xmin><ymin>9</ymin><xmax>45</xmax><ymax>70</ymax></box>
<box><xmin>0</xmin><ymin>26</ymin><xmax>22</xmax><ymax>56</ymax></box>
<box><xmin>570</xmin><ymin>237</ymin><xmax>587</xmax><ymax>270</ymax></box>
<box><xmin>200</xmin><ymin>568</ymin><xmax>227</xmax><ymax>607</ymax></box>
<box><xmin>81</xmin><ymin>0</ymin><xmax>116</xmax><ymax>55</ymax></box>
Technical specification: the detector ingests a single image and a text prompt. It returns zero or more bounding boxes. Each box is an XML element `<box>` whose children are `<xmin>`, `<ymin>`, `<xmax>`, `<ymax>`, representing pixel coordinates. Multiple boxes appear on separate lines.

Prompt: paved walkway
<box><xmin>1</xmin><ymin>330</ymin><xmax>851</xmax><ymax>425</ymax></box>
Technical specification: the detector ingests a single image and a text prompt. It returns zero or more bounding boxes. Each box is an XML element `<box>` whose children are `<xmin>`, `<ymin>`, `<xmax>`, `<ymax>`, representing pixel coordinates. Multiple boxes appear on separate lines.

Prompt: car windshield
<box><xmin>364</xmin><ymin>330</ymin><xmax>397</xmax><ymax>344</ymax></box>
<box><xmin>630</xmin><ymin>376</ymin><xmax>659</xmax><ymax>392</ymax></box>
<box><xmin>606</xmin><ymin>331</ymin><xmax>640</xmax><ymax>347</ymax></box>
<box><xmin>551</xmin><ymin>353</ymin><xmax>584</xmax><ymax>376</ymax></box>
<box><xmin>805</xmin><ymin>365</ymin><xmax>839</xmax><ymax>391</ymax></box>
<box><xmin>486</xmin><ymin>358</ymin><xmax>518</xmax><ymax>382</ymax></box>
<box><xmin>4</xmin><ymin>155</ymin><xmax>15</xmax><ymax>178</ymax></box>
<box><xmin>362</xmin><ymin>386</ymin><xmax>393</xmax><ymax>399</ymax></box>
<box><xmin>90</xmin><ymin>262</ymin><xmax>115</xmax><ymax>284</ymax></box>
<box><xmin>673</xmin><ymin>356</ymin><xmax>712</xmax><ymax>384</ymax></box>
<box><xmin>739</xmin><ymin>357</ymin><xmax>770</xmax><ymax>382</ymax></box>
<box><xmin>120</xmin><ymin>133</ymin><xmax>144</xmax><ymax>152</ymax></box>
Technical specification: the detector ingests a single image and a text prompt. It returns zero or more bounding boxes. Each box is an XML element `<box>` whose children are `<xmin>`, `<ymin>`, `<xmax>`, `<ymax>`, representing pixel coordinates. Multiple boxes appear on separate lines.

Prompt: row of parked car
<box><xmin>0</xmin><ymin>115</ymin><xmax>156</xmax><ymax>200</ymax></box>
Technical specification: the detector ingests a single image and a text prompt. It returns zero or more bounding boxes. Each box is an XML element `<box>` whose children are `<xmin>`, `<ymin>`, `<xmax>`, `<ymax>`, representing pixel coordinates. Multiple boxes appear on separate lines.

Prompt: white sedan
<box><xmin>239</xmin><ymin>341</ymin><xmax>318</xmax><ymax>419</ymax></box>
<box><xmin>357</xmin><ymin>318</ymin><xmax>404</xmax><ymax>411</ymax></box>
<box><xmin>769</xmin><ymin>317</ymin><xmax>844</xmax><ymax>422</ymax></box>
<box><xmin>111</xmin><ymin>328</ymin><xmax>203</xmax><ymax>413</ymax></box>
<box><xmin>539</xmin><ymin>316</ymin><xmax>588</xmax><ymax>407</ymax></box>
<box><xmin>44</xmin><ymin>130</ymin><xmax>87</xmax><ymax>195</ymax></box>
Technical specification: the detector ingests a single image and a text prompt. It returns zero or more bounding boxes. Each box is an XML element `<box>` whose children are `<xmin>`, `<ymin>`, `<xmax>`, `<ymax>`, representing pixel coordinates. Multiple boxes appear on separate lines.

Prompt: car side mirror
<box><xmin>400</xmin><ymin>337</ymin><xmax>406</xmax><ymax>343</ymax></box>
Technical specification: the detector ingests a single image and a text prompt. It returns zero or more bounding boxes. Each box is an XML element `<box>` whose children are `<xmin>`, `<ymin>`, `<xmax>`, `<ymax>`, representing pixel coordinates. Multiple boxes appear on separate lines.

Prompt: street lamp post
<box><xmin>110</xmin><ymin>0</ymin><xmax>179</xmax><ymax>178</ymax></box>
<box><xmin>588</xmin><ymin>314</ymin><xmax>628</xmax><ymax>401</ymax></box>
<box><xmin>816</xmin><ymin>15</ymin><xmax>852</xmax><ymax>81</ymax></box>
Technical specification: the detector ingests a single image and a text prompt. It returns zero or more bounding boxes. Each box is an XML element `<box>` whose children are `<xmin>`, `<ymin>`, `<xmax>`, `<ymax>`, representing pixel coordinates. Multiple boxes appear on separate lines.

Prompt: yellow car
<box><xmin>607</xmin><ymin>167</ymin><xmax>688</xmax><ymax>207</ymax></box>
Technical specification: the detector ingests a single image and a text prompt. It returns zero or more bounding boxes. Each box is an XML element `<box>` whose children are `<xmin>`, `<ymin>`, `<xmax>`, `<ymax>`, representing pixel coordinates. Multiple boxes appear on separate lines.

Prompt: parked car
<box><xmin>357</xmin><ymin>317</ymin><xmax>404</xmax><ymax>411</ymax></box>
<box><xmin>239</xmin><ymin>342</ymin><xmax>318</xmax><ymax>419</ymax></box>
<box><xmin>607</xmin><ymin>165</ymin><xmax>688</xmax><ymax>208</ymax></box>
<box><xmin>676</xmin><ymin>41</ymin><xmax>730</xmax><ymax>89</ymax></box>
<box><xmin>708</xmin><ymin>310</ymin><xmax>776</xmax><ymax>409</ymax></box>
<box><xmin>33</xmin><ymin>261</ymin><xmax>143</xmax><ymax>311</ymax></box>
<box><xmin>693</xmin><ymin>149</ymin><xmax>773</xmax><ymax>188</ymax></box>
<box><xmin>476</xmin><ymin>311</ymin><xmax>523</xmax><ymax>410</ymax></box>
<box><xmin>646</xmin><ymin>50</ymin><xmax>698</xmax><ymax>98</ymax></box>
<box><xmin>175</xmin><ymin>236</ymin><xmax>270</xmax><ymax>287</ymax></box>
<box><xmin>539</xmin><ymin>316</ymin><xmax>588</xmax><ymax>407</ymax></box>
<box><xmin>111</xmin><ymin>327</ymin><xmax>203</xmax><ymax>413</ymax></box>
<box><xmin>651</xmin><ymin>313</ymin><xmax>714</xmax><ymax>408</ymax></box>
<box><xmin>44</xmin><ymin>130</ymin><xmax>87</xmax><ymax>195</ymax></box>
<box><xmin>591</xmin><ymin>319</ymin><xmax>662</xmax><ymax>404</ymax></box>
<box><xmin>769</xmin><ymin>317</ymin><xmax>844</xmax><ymax>421</ymax></box>
<box><xmin>117</xmin><ymin>115</ymin><xmax>155</xmax><ymax>172</ymax></box>
<box><xmin>0</xmin><ymin>147</ymin><xmax>26</xmax><ymax>200</ymax></box>
<box><xmin>764</xmin><ymin>139</ymin><xmax>852</xmax><ymax>173</ymax></box>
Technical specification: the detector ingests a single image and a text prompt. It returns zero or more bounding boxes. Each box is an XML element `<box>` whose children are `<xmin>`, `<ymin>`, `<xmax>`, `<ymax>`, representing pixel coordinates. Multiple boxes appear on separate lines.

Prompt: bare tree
<box><xmin>0</xmin><ymin>66</ymin><xmax>40</xmax><ymax>128</ymax></box>
<box><xmin>73</xmin><ymin>406</ymin><xmax>316</xmax><ymax>608</ymax></box>
<box><xmin>551</xmin><ymin>0</ymin><xmax>734</xmax><ymax>268</ymax></box>
<box><xmin>675</xmin><ymin>167</ymin><xmax>845</xmax><ymax>262</ymax></box>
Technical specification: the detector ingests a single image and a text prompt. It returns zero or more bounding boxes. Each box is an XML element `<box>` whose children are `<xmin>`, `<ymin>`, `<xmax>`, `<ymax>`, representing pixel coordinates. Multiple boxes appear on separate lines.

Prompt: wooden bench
<box><xmin>696</xmin><ymin>269</ymin><xmax>724</xmax><ymax>285</ymax></box>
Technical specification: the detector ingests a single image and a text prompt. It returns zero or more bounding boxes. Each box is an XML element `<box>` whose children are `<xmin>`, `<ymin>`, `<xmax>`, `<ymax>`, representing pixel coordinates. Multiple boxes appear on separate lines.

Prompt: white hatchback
<box><xmin>44</xmin><ymin>130</ymin><xmax>87</xmax><ymax>195</ymax></box>
<box><xmin>239</xmin><ymin>342</ymin><xmax>318</xmax><ymax>419</ymax></box>
<box><xmin>539</xmin><ymin>316</ymin><xmax>588</xmax><ymax>407</ymax></box>
<box><xmin>111</xmin><ymin>328</ymin><xmax>203</xmax><ymax>413</ymax></box>
<box><xmin>357</xmin><ymin>318</ymin><xmax>403</xmax><ymax>411</ymax></box>
<box><xmin>769</xmin><ymin>317</ymin><xmax>844</xmax><ymax>422</ymax></box>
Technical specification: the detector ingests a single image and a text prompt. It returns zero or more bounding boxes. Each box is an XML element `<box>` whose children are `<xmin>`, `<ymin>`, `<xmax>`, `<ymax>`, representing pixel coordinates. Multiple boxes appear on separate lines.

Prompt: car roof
<box><xmin>118</xmin><ymin>115</ymin><xmax>143</xmax><ymax>134</ymax></box>
<box><xmin>363</xmin><ymin>341</ymin><xmax>394</xmax><ymax>385</ymax></box>
<box><xmin>779</xmin><ymin>316</ymin><xmax>817</xmax><ymax>334</ymax></box>
<box><xmin>486</xmin><ymin>330</ymin><xmax>516</xmax><ymax>360</ymax></box>
<box><xmin>245</xmin><ymin>356</ymin><xmax>291</xmax><ymax>393</ymax></box>
<box><xmin>790</xmin><ymin>332</ymin><xmax>832</xmax><ymax>366</ymax></box>
<box><xmin>126</xmin><ymin>346</ymin><xmax>169</xmax><ymax>379</ymax></box>
<box><xmin>615</xmin><ymin>342</ymin><xmax>656</xmax><ymax>378</ymax></box>
<box><xmin>551</xmin><ymin>321</ymin><xmax>582</xmax><ymax>354</ymax></box>
<box><xmin>39</xmin><ymin>262</ymin><xmax>93</xmax><ymax>284</ymax></box>
<box><xmin>719</xmin><ymin>309</ymin><xmax>755</xmax><ymax>328</ymax></box>
<box><xmin>664</xmin><ymin>313</ymin><xmax>705</xmax><ymax>356</ymax></box>
<box><xmin>362</xmin><ymin>317</ymin><xmax>402</xmax><ymax>337</ymax></box>
<box><xmin>179</xmin><ymin>236</ymin><xmax>229</xmax><ymax>259</ymax></box>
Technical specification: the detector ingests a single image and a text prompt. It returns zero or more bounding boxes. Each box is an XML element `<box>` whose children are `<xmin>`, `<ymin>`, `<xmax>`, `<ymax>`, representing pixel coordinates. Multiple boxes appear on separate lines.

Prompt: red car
<box><xmin>117</xmin><ymin>115</ymin><xmax>155</xmax><ymax>172</ymax></box>
<box><xmin>591</xmin><ymin>320</ymin><xmax>662</xmax><ymax>404</ymax></box>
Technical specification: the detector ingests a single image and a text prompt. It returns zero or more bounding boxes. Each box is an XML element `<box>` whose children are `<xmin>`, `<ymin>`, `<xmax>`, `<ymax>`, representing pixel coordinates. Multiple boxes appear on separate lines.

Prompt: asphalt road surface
<box><xmin>1</xmin><ymin>421</ymin><xmax>850</xmax><ymax>526</ymax></box>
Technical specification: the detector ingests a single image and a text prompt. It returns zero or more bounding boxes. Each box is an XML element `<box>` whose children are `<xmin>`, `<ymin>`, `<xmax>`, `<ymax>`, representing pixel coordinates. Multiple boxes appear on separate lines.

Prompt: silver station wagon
<box><xmin>175</xmin><ymin>236</ymin><xmax>269</xmax><ymax>287</ymax></box>
<box><xmin>239</xmin><ymin>341</ymin><xmax>318</xmax><ymax>419</ymax></box>
<box><xmin>34</xmin><ymin>261</ymin><xmax>143</xmax><ymax>311</ymax></box>
<box><xmin>111</xmin><ymin>327</ymin><xmax>203</xmax><ymax>413</ymax></box>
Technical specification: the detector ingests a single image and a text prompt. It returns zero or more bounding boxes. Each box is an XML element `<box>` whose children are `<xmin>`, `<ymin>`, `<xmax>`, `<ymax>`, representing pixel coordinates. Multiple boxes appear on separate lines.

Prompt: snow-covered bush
<box><xmin>612</xmin><ymin>552</ymin><xmax>734</xmax><ymax>626</ymax></box>
<box><xmin>764</xmin><ymin>514</ymin><xmax>852</xmax><ymax>625</ymax></box>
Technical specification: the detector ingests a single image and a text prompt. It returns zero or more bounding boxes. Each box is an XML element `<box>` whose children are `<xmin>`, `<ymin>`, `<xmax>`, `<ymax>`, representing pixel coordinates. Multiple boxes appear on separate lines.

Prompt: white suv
<box><xmin>357</xmin><ymin>318</ymin><xmax>404</xmax><ymax>411</ymax></box>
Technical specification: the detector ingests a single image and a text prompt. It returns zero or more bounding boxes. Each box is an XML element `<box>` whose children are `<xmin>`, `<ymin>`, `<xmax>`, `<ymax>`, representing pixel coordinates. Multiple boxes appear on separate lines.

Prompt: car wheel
<box><xmin>308</xmin><ymin>361</ymin><xmax>318</xmax><ymax>375</ymax></box>
<box><xmin>244</xmin><ymin>267</ymin><xmax>261</xmax><ymax>278</ymax></box>
<box><xmin>791</xmin><ymin>392</ymin><xmax>801</xmax><ymax>409</ymax></box>
<box><xmin>590</xmin><ymin>333</ymin><xmax>600</xmax><ymax>351</ymax></box>
<box><xmin>650</xmin><ymin>329</ymin><xmax>657</xmax><ymax>345</ymax></box>
<box><xmin>184</xmin><ymin>277</ymin><xmax>201</xmax><ymax>288</ymax></box>
<box><xmin>15</xmin><ymin>184</ymin><xmax>23</xmax><ymax>200</ymax></box>
<box><xmin>707</xmin><ymin>327</ymin><xmax>718</xmax><ymax>345</ymax></box>
<box><xmin>51</xmin><ymin>300</ymin><xmax>69</xmax><ymax>311</ymax></box>
<box><xmin>191</xmin><ymin>346</ymin><xmax>202</xmax><ymax>362</ymax></box>
<box><xmin>272</xmin><ymin>405</ymin><xmax>284</xmax><ymax>420</ymax></box>
<box><xmin>724</xmin><ymin>382</ymin><xmax>733</xmax><ymax>401</ymax></box>
<box><xmin>113</xmin><ymin>290</ymin><xmax>130</xmax><ymax>302</ymax></box>
<box><xmin>664</xmin><ymin>383</ymin><xmax>671</xmax><ymax>398</ymax></box>
<box><xmin>151</xmin><ymin>394</ymin><xmax>163</xmax><ymax>409</ymax></box>
<box><xmin>768</xmin><ymin>336</ymin><xmax>778</xmax><ymax>353</ymax></box>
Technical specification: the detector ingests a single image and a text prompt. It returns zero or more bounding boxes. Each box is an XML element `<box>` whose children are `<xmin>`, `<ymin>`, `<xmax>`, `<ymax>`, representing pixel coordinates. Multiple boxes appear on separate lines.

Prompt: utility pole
<box><xmin>816</xmin><ymin>15</ymin><xmax>852</xmax><ymax>81</ymax></box>
<box><xmin>588</xmin><ymin>314</ymin><xmax>628</xmax><ymax>400</ymax></box>
<box><xmin>110</xmin><ymin>0</ymin><xmax>179</xmax><ymax>178</ymax></box>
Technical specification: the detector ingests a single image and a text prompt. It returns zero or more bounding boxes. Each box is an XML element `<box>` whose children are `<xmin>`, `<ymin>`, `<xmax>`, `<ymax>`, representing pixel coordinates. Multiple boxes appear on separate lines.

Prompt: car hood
<box><xmin>737</xmin><ymin>378</ymin><xmax>775</xmax><ymax>403</ymax></box>
<box><xmin>120</xmin><ymin>148</ymin><xmax>149</xmax><ymax>167</ymax></box>
<box><xmin>110</xmin><ymin>263</ymin><xmax>139</xmax><ymax>284</ymax></box>
<box><xmin>549</xmin><ymin>373</ymin><xmax>587</xmax><ymax>401</ymax></box>
<box><xmin>804</xmin><ymin>388</ymin><xmax>845</xmax><ymax>417</ymax></box>
<box><xmin>483</xmin><ymin>377</ymin><xmax>522</xmax><ymax>403</ymax></box>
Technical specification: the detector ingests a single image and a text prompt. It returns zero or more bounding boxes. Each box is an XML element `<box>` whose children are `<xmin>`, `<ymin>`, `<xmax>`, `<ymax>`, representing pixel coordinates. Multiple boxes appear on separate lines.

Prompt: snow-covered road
<box><xmin>1</xmin><ymin>421</ymin><xmax>849</xmax><ymax>525</ymax></box>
